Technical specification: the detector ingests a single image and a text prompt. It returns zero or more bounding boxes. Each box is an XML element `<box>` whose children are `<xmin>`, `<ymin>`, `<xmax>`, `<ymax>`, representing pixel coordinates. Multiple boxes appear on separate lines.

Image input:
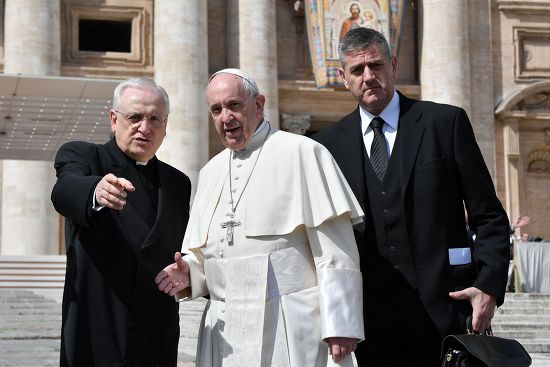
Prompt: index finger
<box><xmin>471</xmin><ymin>314</ymin><xmax>482</xmax><ymax>332</ymax></box>
<box><xmin>103</xmin><ymin>173</ymin><xmax>119</xmax><ymax>185</ymax></box>
<box><xmin>116</xmin><ymin>177</ymin><xmax>135</xmax><ymax>192</ymax></box>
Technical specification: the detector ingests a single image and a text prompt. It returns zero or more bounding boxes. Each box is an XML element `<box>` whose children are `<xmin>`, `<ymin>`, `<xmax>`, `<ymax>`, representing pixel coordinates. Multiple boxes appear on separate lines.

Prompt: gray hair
<box><xmin>339</xmin><ymin>28</ymin><xmax>391</xmax><ymax>67</ymax></box>
<box><xmin>238</xmin><ymin>77</ymin><xmax>259</xmax><ymax>98</ymax></box>
<box><xmin>208</xmin><ymin>68</ymin><xmax>259</xmax><ymax>98</ymax></box>
<box><xmin>112</xmin><ymin>77</ymin><xmax>170</xmax><ymax>114</ymax></box>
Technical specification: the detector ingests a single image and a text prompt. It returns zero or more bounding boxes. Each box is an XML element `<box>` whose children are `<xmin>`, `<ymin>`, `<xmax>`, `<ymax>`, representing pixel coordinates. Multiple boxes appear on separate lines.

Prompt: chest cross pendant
<box><xmin>221</xmin><ymin>216</ymin><xmax>241</xmax><ymax>245</ymax></box>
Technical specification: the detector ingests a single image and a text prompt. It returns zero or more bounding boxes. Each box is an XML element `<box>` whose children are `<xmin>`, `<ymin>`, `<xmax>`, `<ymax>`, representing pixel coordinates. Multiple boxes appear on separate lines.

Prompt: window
<box><xmin>61</xmin><ymin>4</ymin><xmax>153</xmax><ymax>76</ymax></box>
<box><xmin>78</xmin><ymin>19</ymin><xmax>132</xmax><ymax>53</ymax></box>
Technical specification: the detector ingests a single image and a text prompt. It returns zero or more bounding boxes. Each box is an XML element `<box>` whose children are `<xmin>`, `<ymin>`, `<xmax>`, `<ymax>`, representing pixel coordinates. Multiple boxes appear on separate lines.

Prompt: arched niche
<box><xmin>495</xmin><ymin>80</ymin><xmax>550</xmax><ymax>239</ymax></box>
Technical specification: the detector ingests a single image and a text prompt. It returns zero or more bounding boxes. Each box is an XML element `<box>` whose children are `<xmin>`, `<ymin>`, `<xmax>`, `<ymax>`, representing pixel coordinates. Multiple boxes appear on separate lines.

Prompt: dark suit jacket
<box><xmin>313</xmin><ymin>92</ymin><xmax>510</xmax><ymax>335</ymax></box>
<box><xmin>51</xmin><ymin>139</ymin><xmax>191</xmax><ymax>367</ymax></box>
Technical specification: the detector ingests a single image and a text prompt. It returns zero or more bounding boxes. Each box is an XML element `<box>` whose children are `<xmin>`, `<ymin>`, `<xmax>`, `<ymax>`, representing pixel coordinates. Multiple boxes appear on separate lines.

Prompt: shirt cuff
<box><xmin>318</xmin><ymin>268</ymin><xmax>364</xmax><ymax>341</ymax></box>
<box><xmin>91</xmin><ymin>185</ymin><xmax>105</xmax><ymax>211</ymax></box>
<box><xmin>175</xmin><ymin>255</ymin><xmax>209</xmax><ymax>302</ymax></box>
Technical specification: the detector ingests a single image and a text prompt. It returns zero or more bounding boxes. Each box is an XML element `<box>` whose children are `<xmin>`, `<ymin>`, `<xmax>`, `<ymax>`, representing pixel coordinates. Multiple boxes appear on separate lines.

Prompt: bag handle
<box><xmin>466</xmin><ymin>315</ymin><xmax>493</xmax><ymax>336</ymax></box>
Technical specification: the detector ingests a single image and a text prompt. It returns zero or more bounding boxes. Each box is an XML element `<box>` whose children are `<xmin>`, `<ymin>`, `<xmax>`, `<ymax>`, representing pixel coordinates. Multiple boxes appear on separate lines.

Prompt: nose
<box><xmin>363</xmin><ymin>67</ymin><xmax>375</xmax><ymax>82</ymax></box>
<box><xmin>221</xmin><ymin>108</ymin><xmax>233</xmax><ymax>123</ymax></box>
<box><xmin>137</xmin><ymin>118</ymin><xmax>151</xmax><ymax>133</ymax></box>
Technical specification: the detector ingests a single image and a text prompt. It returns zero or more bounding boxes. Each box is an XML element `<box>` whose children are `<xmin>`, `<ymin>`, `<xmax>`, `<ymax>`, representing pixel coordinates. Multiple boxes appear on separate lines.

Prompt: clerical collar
<box><xmin>232</xmin><ymin>119</ymin><xmax>269</xmax><ymax>158</ymax></box>
<box><xmin>359</xmin><ymin>90</ymin><xmax>400</xmax><ymax>135</ymax></box>
<box><xmin>123</xmin><ymin>153</ymin><xmax>152</xmax><ymax>167</ymax></box>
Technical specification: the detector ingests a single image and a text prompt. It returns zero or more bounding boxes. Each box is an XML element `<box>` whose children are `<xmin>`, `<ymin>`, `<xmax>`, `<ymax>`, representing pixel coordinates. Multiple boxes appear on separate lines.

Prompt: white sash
<box><xmin>204</xmin><ymin>244</ymin><xmax>318</xmax><ymax>366</ymax></box>
<box><xmin>224</xmin><ymin>254</ymin><xmax>268</xmax><ymax>367</ymax></box>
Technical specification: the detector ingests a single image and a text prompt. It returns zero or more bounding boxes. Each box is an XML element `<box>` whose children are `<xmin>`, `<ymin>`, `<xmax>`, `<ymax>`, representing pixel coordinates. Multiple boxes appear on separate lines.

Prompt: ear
<box><xmin>255</xmin><ymin>94</ymin><xmax>266</xmax><ymax>119</ymax></box>
<box><xmin>338</xmin><ymin>68</ymin><xmax>350</xmax><ymax>90</ymax></box>
<box><xmin>109</xmin><ymin>110</ymin><xmax>117</xmax><ymax>134</ymax></box>
<box><xmin>391</xmin><ymin>55</ymin><xmax>398</xmax><ymax>80</ymax></box>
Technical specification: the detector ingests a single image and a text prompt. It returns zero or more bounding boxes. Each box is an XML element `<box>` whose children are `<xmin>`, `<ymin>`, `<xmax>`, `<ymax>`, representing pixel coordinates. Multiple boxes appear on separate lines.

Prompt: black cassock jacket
<box><xmin>52</xmin><ymin>139</ymin><xmax>191</xmax><ymax>367</ymax></box>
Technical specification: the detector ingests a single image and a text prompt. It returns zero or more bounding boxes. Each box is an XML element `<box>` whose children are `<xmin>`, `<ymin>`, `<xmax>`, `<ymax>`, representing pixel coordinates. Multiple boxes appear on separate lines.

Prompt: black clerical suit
<box><xmin>52</xmin><ymin>138</ymin><xmax>191</xmax><ymax>367</ymax></box>
<box><xmin>313</xmin><ymin>92</ymin><xmax>510</xmax><ymax>366</ymax></box>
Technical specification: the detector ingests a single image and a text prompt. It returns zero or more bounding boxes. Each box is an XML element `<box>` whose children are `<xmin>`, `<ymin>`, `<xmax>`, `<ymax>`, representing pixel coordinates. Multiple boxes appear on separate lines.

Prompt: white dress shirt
<box><xmin>360</xmin><ymin>90</ymin><xmax>400</xmax><ymax>159</ymax></box>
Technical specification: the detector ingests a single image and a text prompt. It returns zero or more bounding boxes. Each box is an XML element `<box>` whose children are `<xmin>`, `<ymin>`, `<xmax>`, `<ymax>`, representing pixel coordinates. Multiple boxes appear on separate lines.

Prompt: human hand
<box><xmin>513</xmin><ymin>215</ymin><xmax>530</xmax><ymax>230</ymax></box>
<box><xmin>449</xmin><ymin>287</ymin><xmax>496</xmax><ymax>332</ymax></box>
<box><xmin>155</xmin><ymin>252</ymin><xmax>190</xmax><ymax>296</ymax></box>
<box><xmin>325</xmin><ymin>337</ymin><xmax>358</xmax><ymax>363</ymax></box>
<box><xmin>95</xmin><ymin>173</ymin><xmax>135</xmax><ymax>210</ymax></box>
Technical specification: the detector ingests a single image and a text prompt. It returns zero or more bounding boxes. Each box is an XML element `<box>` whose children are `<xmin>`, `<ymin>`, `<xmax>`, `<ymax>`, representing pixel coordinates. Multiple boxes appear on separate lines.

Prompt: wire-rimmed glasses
<box><xmin>114</xmin><ymin>110</ymin><xmax>168</xmax><ymax>129</ymax></box>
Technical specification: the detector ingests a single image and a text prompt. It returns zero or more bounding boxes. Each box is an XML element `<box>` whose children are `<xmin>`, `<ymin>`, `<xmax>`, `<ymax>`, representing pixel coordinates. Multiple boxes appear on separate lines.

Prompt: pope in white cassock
<box><xmin>155</xmin><ymin>68</ymin><xmax>365</xmax><ymax>367</ymax></box>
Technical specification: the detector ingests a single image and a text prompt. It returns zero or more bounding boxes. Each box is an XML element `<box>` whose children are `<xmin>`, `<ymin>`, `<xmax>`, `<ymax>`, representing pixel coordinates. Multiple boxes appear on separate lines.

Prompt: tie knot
<box><xmin>371</xmin><ymin>117</ymin><xmax>385</xmax><ymax>130</ymax></box>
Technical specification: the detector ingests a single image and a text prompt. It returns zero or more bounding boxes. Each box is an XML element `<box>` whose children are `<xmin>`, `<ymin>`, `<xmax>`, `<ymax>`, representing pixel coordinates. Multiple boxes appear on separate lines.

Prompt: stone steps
<box><xmin>491</xmin><ymin>293</ymin><xmax>550</xmax><ymax>365</ymax></box>
<box><xmin>1</xmin><ymin>257</ymin><xmax>550</xmax><ymax>366</ymax></box>
<box><xmin>0</xmin><ymin>256</ymin><xmax>66</xmax><ymax>289</ymax></box>
<box><xmin>0</xmin><ymin>288</ymin><xmax>202</xmax><ymax>367</ymax></box>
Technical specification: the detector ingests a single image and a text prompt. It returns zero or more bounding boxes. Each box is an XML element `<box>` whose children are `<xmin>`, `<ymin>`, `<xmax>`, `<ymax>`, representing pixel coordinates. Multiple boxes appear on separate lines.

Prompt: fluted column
<box><xmin>420</xmin><ymin>0</ymin><xmax>496</xmax><ymax>176</ymax></box>
<box><xmin>154</xmin><ymin>1</ymin><xmax>209</xmax><ymax>193</ymax></box>
<box><xmin>465</xmin><ymin>1</ymin><xmax>496</xmax><ymax>177</ymax></box>
<box><xmin>227</xmin><ymin>0</ymin><xmax>279</xmax><ymax>127</ymax></box>
<box><xmin>1</xmin><ymin>0</ymin><xmax>60</xmax><ymax>255</ymax></box>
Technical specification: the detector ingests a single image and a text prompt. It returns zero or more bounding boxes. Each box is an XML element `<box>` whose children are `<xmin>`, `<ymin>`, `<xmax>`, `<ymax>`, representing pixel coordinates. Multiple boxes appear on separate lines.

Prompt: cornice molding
<box><xmin>498</xmin><ymin>0</ymin><xmax>550</xmax><ymax>14</ymax></box>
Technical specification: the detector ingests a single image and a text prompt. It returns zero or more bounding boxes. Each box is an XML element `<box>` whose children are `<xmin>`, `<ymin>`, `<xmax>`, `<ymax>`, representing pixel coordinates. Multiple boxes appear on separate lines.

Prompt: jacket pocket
<box><xmin>415</xmin><ymin>157</ymin><xmax>446</xmax><ymax>173</ymax></box>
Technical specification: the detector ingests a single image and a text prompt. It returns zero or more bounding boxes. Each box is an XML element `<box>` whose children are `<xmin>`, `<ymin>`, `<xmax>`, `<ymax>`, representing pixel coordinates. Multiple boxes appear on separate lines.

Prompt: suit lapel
<box><xmin>397</xmin><ymin>93</ymin><xmax>425</xmax><ymax>198</ymax></box>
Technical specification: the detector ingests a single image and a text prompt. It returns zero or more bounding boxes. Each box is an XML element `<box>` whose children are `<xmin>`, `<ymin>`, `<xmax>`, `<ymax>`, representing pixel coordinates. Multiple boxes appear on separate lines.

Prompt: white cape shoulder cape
<box><xmin>183</xmin><ymin>128</ymin><xmax>363</xmax><ymax>251</ymax></box>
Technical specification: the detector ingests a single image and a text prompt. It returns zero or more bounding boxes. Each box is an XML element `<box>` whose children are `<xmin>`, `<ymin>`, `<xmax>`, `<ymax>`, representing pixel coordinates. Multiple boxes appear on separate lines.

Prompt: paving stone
<box><xmin>1</xmin><ymin>289</ymin><xmax>550</xmax><ymax>366</ymax></box>
<box><xmin>0</xmin><ymin>289</ymin><xmax>203</xmax><ymax>366</ymax></box>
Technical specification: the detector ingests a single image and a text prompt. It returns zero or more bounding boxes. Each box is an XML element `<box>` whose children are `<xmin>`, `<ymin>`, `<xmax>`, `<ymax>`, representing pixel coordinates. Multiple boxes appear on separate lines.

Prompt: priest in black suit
<box><xmin>313</xmin><ymin>28</ymin><xmax>510</xmax><ymax>366</ymax></box>
<box><xmin>52</xmin><ymin>77</ymin><xmax>191</xmax><ymax>367</ymax></box>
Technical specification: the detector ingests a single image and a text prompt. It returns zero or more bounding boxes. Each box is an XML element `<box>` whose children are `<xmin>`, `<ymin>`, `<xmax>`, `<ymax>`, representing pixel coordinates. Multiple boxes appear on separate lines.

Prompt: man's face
<box><xmin>206</xmin><ymin>74</ymin><xmax>265</xmax><ymax>150</ymax></box>
<box><xmin>339</xmin><ymin>43</ymin><xmax>398</xmax><ymax>116</ymax></box>
<box><xmin>350</xmin><ymin>4</ymin><xmax>360</xmax><ymax>18</ymax></box>
<box><xmin>110</xmin><ymin>86</ymin><xmax>167</xmax><ymax>161</ymax></box>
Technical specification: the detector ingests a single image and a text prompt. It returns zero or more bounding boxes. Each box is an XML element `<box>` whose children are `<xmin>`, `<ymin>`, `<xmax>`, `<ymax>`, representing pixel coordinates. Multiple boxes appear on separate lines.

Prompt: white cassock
<box><xmin>177</xmin><ymin>121</ymin><xmax>364</xmax><ymax>367</ymax></box>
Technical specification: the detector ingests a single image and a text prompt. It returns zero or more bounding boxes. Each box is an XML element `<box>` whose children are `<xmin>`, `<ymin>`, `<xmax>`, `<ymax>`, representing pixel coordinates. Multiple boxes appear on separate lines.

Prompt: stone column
<box><xmin>0</xmin><ymin>0</ymin><xmax>3</xmax><ymax>244</ymax></box>
<box><xmin>420</xmin><ymin>0</ymin><xmax>471</xmax><ymax>112</ymax></box>
<box><xmin>0</xmin><ymin>0</ymin><xmax>4</xmax><ymax>69</ymax></box>
<box><xmin>1</xmin><ymin>0</ymin><xmax>61</xmax><ymax>255</ymax></box>
<box><xmin>154</xmin><ymin>1</ymin><xmax>209</xmax><ymax>192</ymax></box>
<box><xmin>227</xmin><ymin>0</ymin><xmax>279</xmax><ymax>127</ymax></box>
<box><xmin>466</xmin><ymin>1</ymin><xmax>496</xmax><ymax>177</ymax></box>
<box><xmin>420</xmin><ymin>0</ymin><xmax>496</xmax><ymax>176</ymax></box>
<box><xmin>502</xmin><ymin>119</ymin><xmax>522</xmax><ymax>225</ymax></box>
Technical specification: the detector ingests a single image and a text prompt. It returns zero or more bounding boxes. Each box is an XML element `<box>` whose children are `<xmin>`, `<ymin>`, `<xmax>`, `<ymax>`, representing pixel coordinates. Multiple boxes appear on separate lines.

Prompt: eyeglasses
<box><xmin>115</xmin><ymin>110</ymin><xmax>168</xmax><ymax>129</ymax></box>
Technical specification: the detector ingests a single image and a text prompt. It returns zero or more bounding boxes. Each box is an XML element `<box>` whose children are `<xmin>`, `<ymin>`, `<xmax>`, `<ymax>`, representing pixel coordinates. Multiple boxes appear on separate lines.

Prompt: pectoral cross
<box><xmin>221</xmin><ymin>213</ymin><xmax>241</xmax><ymax>245</ymax></box>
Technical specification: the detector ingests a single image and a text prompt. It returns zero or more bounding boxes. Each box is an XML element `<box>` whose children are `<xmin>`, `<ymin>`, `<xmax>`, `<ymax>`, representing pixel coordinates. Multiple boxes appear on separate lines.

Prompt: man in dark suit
<box><xmin>51</xmin><ymin>77</ymin><xmax>191</xmax><ymax>367</ymax></box>
<box><xmin>313</xmin><ymin>28</ymin><xmax>510</xmax><ymax>366</ymax></box>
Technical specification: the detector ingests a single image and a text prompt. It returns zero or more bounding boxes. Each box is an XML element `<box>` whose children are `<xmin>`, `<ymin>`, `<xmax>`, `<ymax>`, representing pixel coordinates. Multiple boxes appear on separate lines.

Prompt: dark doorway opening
<box><xmin>79</xmin><ymin>19</ymin><xmax>132</xmax><ymax>52</ymax></box>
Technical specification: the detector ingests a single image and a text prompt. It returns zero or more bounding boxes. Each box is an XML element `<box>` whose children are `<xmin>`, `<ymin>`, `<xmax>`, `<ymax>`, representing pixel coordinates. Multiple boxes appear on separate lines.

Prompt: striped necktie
<box><xmin>370</xmin><ymin>116</ymin><xmax>389</xmax><ymax>180</ymax></box>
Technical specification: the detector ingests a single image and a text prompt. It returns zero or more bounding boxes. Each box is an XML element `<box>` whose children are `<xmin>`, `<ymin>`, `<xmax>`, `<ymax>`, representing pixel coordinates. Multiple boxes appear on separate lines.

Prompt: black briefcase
<box><xmin>440</xmin><ymin>317</ymin><xmax>531</xmax><ymax>367</ymax></box>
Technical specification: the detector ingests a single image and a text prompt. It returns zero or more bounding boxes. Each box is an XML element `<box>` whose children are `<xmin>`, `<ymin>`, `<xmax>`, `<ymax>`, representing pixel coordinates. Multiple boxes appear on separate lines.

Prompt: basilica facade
<box><xmin>0</xmin><ymin>0</ymin><xmax>549</xmax><ymax>255</ymax></box>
